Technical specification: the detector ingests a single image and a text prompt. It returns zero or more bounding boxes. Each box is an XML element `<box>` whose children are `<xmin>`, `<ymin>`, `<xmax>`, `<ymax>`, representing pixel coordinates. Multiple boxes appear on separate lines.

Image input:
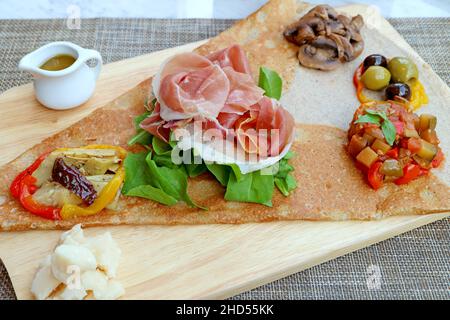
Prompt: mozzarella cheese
<box><xmin>174</xmin><ymin>124</ymin><xmax>293</xmax><ymax>174</ymax></box>
<box><xmin>31</xmin><ymin>224</ymin><xmax>124</xmax><ymax>300</ymax></box>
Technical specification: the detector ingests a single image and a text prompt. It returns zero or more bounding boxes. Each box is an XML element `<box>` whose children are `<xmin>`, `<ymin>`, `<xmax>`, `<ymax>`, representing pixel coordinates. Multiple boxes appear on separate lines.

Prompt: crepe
<box><xmin>0</xmin><ymin>0</ymin><xmax>449</xmax><ymax>231</ymax></box>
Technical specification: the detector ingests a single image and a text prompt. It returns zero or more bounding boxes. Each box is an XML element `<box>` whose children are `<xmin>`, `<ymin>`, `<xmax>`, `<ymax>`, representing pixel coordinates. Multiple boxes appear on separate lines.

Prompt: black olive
<box><xmin>385</xmin><ymin>83</ymin><xmax>411</xmax><ymax>101</ymax></box>
<box><xmin>363</xmin><ymin>54</ymin><xmax>388</xmax><ymax>71</ymax></box>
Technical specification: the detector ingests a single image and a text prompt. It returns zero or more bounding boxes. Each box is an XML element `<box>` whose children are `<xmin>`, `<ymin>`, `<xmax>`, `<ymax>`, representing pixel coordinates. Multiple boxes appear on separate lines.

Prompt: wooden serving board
<box><xmin>0</xmin><ymin>5</ymin><xmax>448</xmax><ymax>300</ymax></box>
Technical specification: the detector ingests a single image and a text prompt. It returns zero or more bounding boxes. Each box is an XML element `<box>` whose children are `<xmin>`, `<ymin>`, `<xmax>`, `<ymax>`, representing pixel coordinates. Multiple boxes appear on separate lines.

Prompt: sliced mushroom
<box><xmin>297</xmin><ymin>36</ymin><xmax>341</xmax><ymax>71</ymax></box>
<box><xmin>284</xmin><ymin>5</ymin><xmax>364</xmax><ymax>70</ymax></box>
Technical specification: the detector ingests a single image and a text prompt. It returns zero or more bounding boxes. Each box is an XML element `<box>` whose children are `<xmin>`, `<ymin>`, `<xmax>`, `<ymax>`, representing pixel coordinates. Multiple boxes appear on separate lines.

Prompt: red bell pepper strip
<box><xmin>385</xmin><ymin>148</ymin><xmax>399</xmax><ymax>159</ymax></box>
<box><xmin>431</xmin><ymin>149</ymin><xmax>444</xmax><ymax>168</ymax></box>
<box><xmin>394</xmin><ymin>164</ymin><xmax>422</xmax><ymax>185</ymax></box>
<box><xmin>367</xmin><ymin>162</ymin><xmax>384</xmax><ymax>190</ymax></box>
<box><xmin>10</xmin><ymin>152</ymin><xmax>49</xmax><ymax>198</ymax></box>
<box><xmin>9</xmin><ymin>151</ymin><xmax>61</xmax><ymax>220</ymax></box>
<box><xmin>18</xmin><ymin>175</ymin><xmax>61</xmax><ymax>220</ymax></box>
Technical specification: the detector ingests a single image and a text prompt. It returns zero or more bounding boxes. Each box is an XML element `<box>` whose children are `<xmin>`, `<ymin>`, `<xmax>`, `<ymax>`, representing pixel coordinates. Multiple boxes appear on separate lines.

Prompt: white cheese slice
<box><xmin>174</xmin><ymin>123</ymin><xmax>293</xmax><ymax>174</ymax></box>
<box><xmin>51</xmin><ymin>244</ymin><xmax>97</xmax><ymax>283</ymax></box>
<box><xmin>31</xmin><ymin>257</ymin><xmax>60</xmax><ymax>300</ymax></box>
<box><xmin>60</xmin><ymin>224</ymin><xmax>86</xmax><ymax>246</ymax></box>
<box><xmin>31</xmin><ymin>224</ymin><xmax>124</xmax><ymax>300</ymax></box>
<box><xmin>84</xmin><ymin>232</ymin><xmax>121</xmax><ymax>278</ymax></box>
<box><xmin>56</xmin><ymin>286</ymin><xmax>87</xmax><ymax>300</ymax></box>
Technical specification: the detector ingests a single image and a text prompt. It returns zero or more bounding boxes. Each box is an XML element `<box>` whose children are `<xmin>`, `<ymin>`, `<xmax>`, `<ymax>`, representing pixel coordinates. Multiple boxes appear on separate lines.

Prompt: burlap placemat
<box><xmin>0</xmin><ymin>18</ymin><xmax>449</xmax><ymax>300</ymax></box>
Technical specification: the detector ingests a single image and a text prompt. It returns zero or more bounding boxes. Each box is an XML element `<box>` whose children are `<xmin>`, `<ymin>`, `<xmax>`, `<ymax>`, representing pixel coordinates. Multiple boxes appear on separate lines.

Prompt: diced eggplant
<box><xmin>420</xmin><ymin>129</ymin><xmax>439</xmax><ymax>145</ymax></box>
<box><xmin>372</xmin><ymin>139</ymin><xmax>391</xmax><ymax>154</ymax></box>
<box><xmin>365</xmin><ymin>127</ymin><xmax>384</xmax><ymax>140</ymax></box>
<box><xmin>362</xmin><ymin>133</ymin><xmax>375</xmax><ymax>145</ymax></box>
<box><xmin>416</xmin><ymin>139</ymin><xmax>438</xmax><ymax>161</ymax></box>
<box><xmin>413</xmin><ymin>155</ymin><xmax>431</xmax><ymax>169</ymax></box>
<box><xmin>356</xmin><ymin>147</ymin><xmax>379</xmax><ymax>168</ymax></box>
<box><xmin>380</xmin><ymin>159</ymin><xmax>403</xmax><ymax>177</ymax></box>
<box><xmin>403</xmin><ymin>127</ymin><xmax>420</xmax><ymax>138</ymax></box>
<box><xmin>419</xmin><ymin>114</ymin><xmax>437</xmax><ymax>132</ymax></box>
<box><xmin>348</xmin><ymin>135</ymin><xmax>367</xmax><ymax>157</ymax></box>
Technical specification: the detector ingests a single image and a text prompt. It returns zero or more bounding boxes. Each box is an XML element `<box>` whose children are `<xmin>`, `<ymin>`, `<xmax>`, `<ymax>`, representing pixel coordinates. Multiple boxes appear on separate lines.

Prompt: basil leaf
<box><xmin>127</xmin><ymin>130</ymin><xmax>152</xmax><ymax>146</ymax></box>
<box><xmin>152</xmin><ymin>136</ymin><xmax>172</xmax><ymax>155</ymax></box>
<box><xmin>125</xmin><ymin>185</ymin><xmax>177</xmax><ymax>206</ymax></box>
<box><xmin>225</xmin><ymin>170</ymin><xmax>274</xmax><ymax>207</ymax></box>
<box><xmin>258</xmin><ymin>66</ymin><xmax>282</xmax><ymax>100</ymax></box>
<box><xmin>354</xmin><ymin>114</ymin><xmax>381</xmax><ymax>125</ymax></box>
<box><xmin>206</xmin><ymin>163</ymin><xmax>230</xmax><ymax>187</ymax></box>
<box><xmin>381</xmin><ymin>119</ymin><xmax>396</xmax><ymax>146</ymax></box>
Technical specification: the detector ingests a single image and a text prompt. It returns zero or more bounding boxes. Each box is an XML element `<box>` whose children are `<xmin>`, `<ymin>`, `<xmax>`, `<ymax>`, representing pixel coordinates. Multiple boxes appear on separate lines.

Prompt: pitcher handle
<box><xmin>79</xmin><ymin>49</ymin><xmax>102</xmax><ymax>80</ymax></box>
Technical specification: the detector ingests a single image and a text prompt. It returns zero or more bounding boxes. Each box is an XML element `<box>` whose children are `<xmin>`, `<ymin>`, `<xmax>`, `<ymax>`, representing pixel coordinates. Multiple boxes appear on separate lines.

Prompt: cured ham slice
<box><xmin>235</xmin><ymin>97</ymin><xmax>295</xmax><ymax>157</ymax></box>
<box><xmin>139</xmin><ymin>102</ymin><xmax>170</xmax><ymax>142</ymax></box>
<box><xmin>221</xmin><ymin>67</ymin><xmax>264</xmax><ymax>114</ymax></box>
<box><xmin>143</xmin><ymin>44</ymin><xmax>295</xmax><ymax>159</ymax></box>
<box><xmin>153</xmin><ymin>53</ymin><xmax>230</xmax><ymax>121</ymax></box>
<box><xmin>207</xmin><ymin>45</ymin><xmax>252</xmax><ymax>75</ymax></box>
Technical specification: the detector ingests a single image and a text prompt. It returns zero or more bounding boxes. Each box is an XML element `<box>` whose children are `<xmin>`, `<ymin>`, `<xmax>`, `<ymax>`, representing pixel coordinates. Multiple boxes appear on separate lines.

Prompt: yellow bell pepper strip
<box><xmin>353</xmin><ymin>63</ymin><xmax>428</xmax><ymax>110</ymax></box>
<box><xmin>60</xmin><ymin>166</ymin><xmax>125</xmax><ymax>219</ymax></box>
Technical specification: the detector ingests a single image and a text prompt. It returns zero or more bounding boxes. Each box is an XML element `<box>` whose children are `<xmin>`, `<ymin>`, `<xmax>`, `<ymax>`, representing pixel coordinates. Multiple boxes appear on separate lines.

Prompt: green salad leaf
<box><xmin>152</xmin><ymin>136</ymin><xmax>172</xmax><ymax>155</ymax></box>
<box><xmin>225</xmin><ymin>170</ymin><xmax>274</xmax><ymax>207</ymax></box>
<box><xmin>258</xmin><ymin>66</ymin><xmax>282</xmax><ymax>100</ymax></box>
<box><xmin>206</xmin><ymin>163</ymin><xmax>230</xmax><ymax>187</ymax></box>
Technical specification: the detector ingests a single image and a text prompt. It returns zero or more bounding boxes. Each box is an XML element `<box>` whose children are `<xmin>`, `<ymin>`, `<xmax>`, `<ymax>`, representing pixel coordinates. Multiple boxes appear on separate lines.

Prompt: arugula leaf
<box><xmin>145</xmin><ymin>152</ymin><xmax>204</xmax><ymax>209</ymax></box>
<box><xmin>133</xmin><ymin>112</ymin><xmax>151</xmax><ymax>130</ymax></box>
<box><xmin>283</xmin><ymin>150</ymin><xmax>295</xmax><ymax>160</ymax></box>
<box><xmin>153</xmin><ymin>153</ymin><xmax>179</xmax><ymax>169</ymax></box>
<box><xmin>185</xmin><ymin>163</ymin><xmax>207</xmax><ymax>177</ymax></box>
<box><xmin>274</xmin><ymin>177</ymin><xmax>289</xmax><ymax>196</ymax></box>
<box><xmin>127</xmin><ymin>130</ymin><xmax>152</xmax><ymax>146</ymax></box>
<box><xmin>225</xmin><ymin>170</ymin><xmax>274</xmax><ymax>206</ymax></box>
<box><xmin>152</xmin><ymin>136</ymin><xmax>172</xmax><ymax>155</ymax></box>
<box><xmin>125</xmin><ymin>185</ymin><xmax>177</xmax><ymax>206</ymax></box>
<box><xmin>122</xmin><ymin>152</ymin><xmax>154</xmax><ymax>193</ymax></box>
<box><xmin>381</xmin><ymin>119</ymin><xmax>396</xmax><ymax>146</ymax></box>
<box><xmin>258</xmin><ymin>67</ymin><xmax>282</xmax><ymax>100</ymax></box>
<box><xmin>122</xmin><ymin>152</ymin><xmax>179</xmax><ymax>205</ymax></box>
<box><xmin>206</xmin><ymin>164</ymin><xmax>230</xmax><ymax>187</ymax></box>
<box><xmin>354</xmin><ymin>114</ymin><xmax>381</xmax><ymax>125</ymax></box>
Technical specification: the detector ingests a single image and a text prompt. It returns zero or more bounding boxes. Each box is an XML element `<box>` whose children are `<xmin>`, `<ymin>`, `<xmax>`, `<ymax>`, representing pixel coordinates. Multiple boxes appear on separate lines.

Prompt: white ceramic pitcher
<box><xmin>18</xmin><ymin>41</ymin><xmax>102</xmax><ymax>110</ymax></box>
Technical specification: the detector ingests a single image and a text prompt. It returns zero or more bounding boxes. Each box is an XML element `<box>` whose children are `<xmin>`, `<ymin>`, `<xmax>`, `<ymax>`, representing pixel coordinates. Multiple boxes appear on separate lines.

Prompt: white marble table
<box><xmin>0</xmin><ymin>0</ymin><xmax>449</xmax><ymax>19</ymax></box>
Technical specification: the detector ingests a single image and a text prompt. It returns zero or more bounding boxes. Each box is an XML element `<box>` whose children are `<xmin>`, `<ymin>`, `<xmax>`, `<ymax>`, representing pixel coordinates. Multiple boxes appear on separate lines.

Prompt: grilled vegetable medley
<box><xmin>9</xmin><ymin>145</ymin><xmax>126</xmax><ymax>220</ymax></box>
<box><xmin>347</xmin><ymin>100</ymin><xmax>444</xmax><ymax>189</ymax></box>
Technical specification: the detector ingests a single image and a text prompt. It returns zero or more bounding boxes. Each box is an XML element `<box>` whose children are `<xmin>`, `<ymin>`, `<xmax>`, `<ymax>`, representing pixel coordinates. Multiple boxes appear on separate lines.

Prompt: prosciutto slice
<box><xmin>142</xmin><ymin>44</ymin><xmax>295</xmax><ymax>158</ymax></box>
<box><xmin>153</xmin><ymin>52</ymin><xmax>230</xmax><ymax>121</ymax></box>
<box><xmin>234</xmin><ymin>97</ymin><xmax>295</xmax><ymax>157</ymax></box>
<box><xmin>207</xmin><ymin>45</ymin><xmax>252</xmax><ymax>75</ymax></box>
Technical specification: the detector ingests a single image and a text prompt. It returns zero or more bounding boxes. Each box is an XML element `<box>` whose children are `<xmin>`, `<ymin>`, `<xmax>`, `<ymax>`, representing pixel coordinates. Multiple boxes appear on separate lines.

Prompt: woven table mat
<box><xmin>0</xmin><ymin>18</ymin><xmax>449</xmax><ymax>300</ymax></box>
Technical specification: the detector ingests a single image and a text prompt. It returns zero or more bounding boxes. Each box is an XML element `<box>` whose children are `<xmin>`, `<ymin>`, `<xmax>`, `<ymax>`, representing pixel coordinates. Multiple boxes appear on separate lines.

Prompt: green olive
<box><xmin>361</xmin><ymin>66</ymin><xmax>391</xmax><ymax>91</ymax></box>
<box><xmin>387</xmin><ymin>57</ymin><xmax>418</xmax><ymax>83</ymax></box>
